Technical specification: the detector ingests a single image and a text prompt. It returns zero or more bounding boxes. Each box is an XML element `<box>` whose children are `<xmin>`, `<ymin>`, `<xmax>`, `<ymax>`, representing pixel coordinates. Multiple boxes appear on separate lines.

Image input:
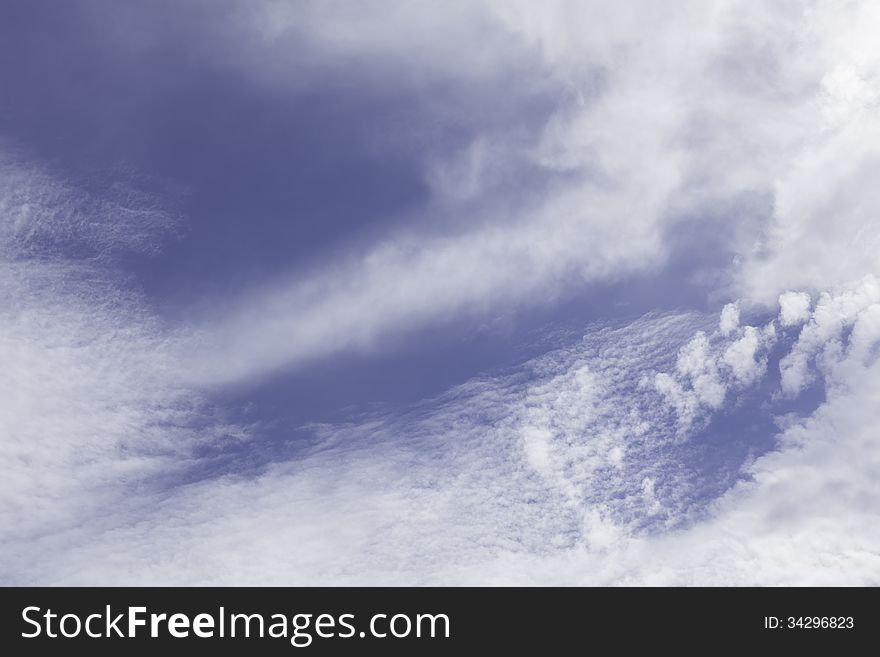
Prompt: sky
<box><xmin>1</xmin><ymin>0</ymin><xmax>879</xmax><ymax>585</ymax></box>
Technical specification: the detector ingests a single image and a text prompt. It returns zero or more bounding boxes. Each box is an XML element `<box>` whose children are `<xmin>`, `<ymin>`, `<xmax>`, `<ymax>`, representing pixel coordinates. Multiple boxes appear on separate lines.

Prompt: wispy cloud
<box><xmin>115</xmin><ymin>0</ymin><xmax>880</xmax><ymax>384</ymax></box>
<box><xmin>0</xmin><ymin>154</ymin><xmax>247</xmax><ymax>578</ymax></box>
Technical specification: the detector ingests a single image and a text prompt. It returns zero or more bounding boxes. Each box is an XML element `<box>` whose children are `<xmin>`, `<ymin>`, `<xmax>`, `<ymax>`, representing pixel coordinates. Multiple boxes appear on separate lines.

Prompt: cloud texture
<box><xmin>2</xmin><ymin>1</ymin><xmax>880</xmax><ymax>585</ymax></box>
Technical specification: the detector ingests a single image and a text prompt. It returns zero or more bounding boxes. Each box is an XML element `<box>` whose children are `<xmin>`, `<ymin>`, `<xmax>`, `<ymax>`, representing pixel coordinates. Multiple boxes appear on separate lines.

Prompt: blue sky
<box><xmin>2</xmin><ymin>0</ymin><xmax>879</xmax><ymax>585</ymax></box>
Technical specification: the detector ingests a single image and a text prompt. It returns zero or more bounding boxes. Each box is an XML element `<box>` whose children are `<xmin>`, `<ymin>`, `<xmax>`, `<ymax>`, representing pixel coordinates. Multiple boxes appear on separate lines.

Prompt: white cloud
<box><xmin>0</xmin><ymin>153</ymin><xmax>178</xmax><ymax>262</ymax></box>
<box><xmin>652</xmin><ymin>304</ymin><xmax>777</xmax><ymax>433</ymax></box>
<box><xmin>0</xmin><ymin>154</ymin><xmax>246</xmax><ymax>574</ymax></box>
<box><xmin>719</xmin><ymin>302</ymin><xmax>740</xmax><ymax>336</ymax></box>
<box><xmin>182</xmin><ymin>177</ymin><xmax>672</xmax><ymax>384</ymax></box>
<box><xmin>7</xmin><ymin>280</ymin><xmax>878</xmax><ymax>586</ymax></box>
<box><xmin>778</xmin><ymin>291</ymin><xmax>812</xmax><ymax>327</ymax></box>
<box><xmin>779</xmin><ymin>275</ymin><xmax>880</xmax><ymax>396</ymax></box>
<box><xmin>722</xmin><ymin>326</ymin><xmax>765</xmax><ymax>385</ymax></box>
<box><xmin>117</xmin><ymin>0</ymin><xmax>878</xmax><ymax>384</ymax></box>
<box><xmin>733</xmin><ymin>2</ymin><xmax>880</xmax><ymax>302</ymax></box>
<box><xmin>1</xmin><ymin>307</ymin><xmax>712</xmax><ymax>583</ymax></box>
